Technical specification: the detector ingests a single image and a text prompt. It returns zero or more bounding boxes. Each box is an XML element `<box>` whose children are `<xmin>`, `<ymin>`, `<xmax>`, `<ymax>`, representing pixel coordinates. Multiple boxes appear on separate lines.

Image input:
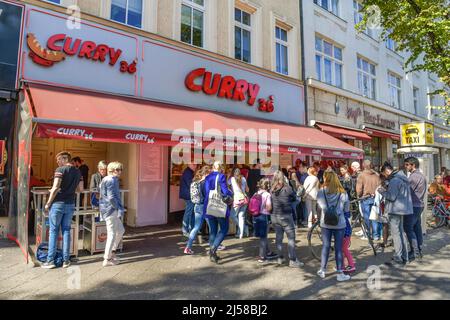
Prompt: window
<box><xmin>181</xmin><ymin>0</ymin><xmax>205</xmax><ymax>47</ymax></box>
<box><xmin>388</xmin><ymin>72</ymin><xmax>402</xmax><ymax>108</ymax></box>
<box><xmin>357</xmin><ymin>56</ymin><xmax>376</xmax><ymax>99</ymax></box>
<box><xmin>413</xmin><ymin>87</ymin><xmax>419</xmax><ymax>114</ymax></box>
<box><xmin>44</xmin><ymin>0</ymin><xmax>61</xmax><ymax>4</ymax></box>
<box><xmin>235</xmin><ymin>8</ymin><xmax>251</xmax><ymax>63</ymax></box>
<box><xmin>111</xmin><ymin>0</ymin><xmax>142</xmax><ymax>28</ymax></box>
<box><xmin>315</xmin><ymin>36</ymin><xmax>343</xmax><ymax>88</ymax></box>
<box><xmin>314</xmin><ymin>0</ymin><xmax>339</xmax><ymax>16</ymax></box>
<box><xmin>275</xmin><ymin>26</ymin><xmax>288</xmax><ymax>75</ymax></box>
<box><xmin>386</xmin><ymin>30</ymin><xmax>398</xmax><ymax>51</ymax></box>
<box><xmin>353</xmin><ymin>1</ymin><xmax>373</xmax><ymax>38</ymax></box>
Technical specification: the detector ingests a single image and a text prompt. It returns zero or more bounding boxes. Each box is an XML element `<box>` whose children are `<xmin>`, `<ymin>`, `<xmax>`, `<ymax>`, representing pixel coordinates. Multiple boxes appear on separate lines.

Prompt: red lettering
<box><xmin>233</xmin><ymin>80</ymin><xmax>249</xmax><ymax>101</ymax></box>
<box><xmin>63</xmin><ymin>37</ymin><xmax>81</xmax><ymax>56</ymax></box>
<box><xmin>78</xmin><ymin>41</ymin><xmax>96</xmax><ymax>59</ymax></box>
<box><xmin>185</xmin><ymin>68</ymin><xmax>205</xmax><ymax>92</ymax></box>
<box><xmin>92</xmin><ymin>44</ymin><xmax>110</xmax><ymax>62</ymax></box>
<box><xmin>247</xmin><ymin>83</ymin><xmax>260</xmax><ymax>106</ymax></box>
<box><xmin>47</xmin><ymin>33</ymin><xmax>66</xmax><ymax>51</ymax></box>
<box><xmin>218</xmin><ymin>76</ymin><xmax>236</xmax><ymax>99</ymax></box>
<box><xmin>202</xmin><ymin>71</ymin><xmax>221</xmax><ymax>95</ymax></box>
<box><xmin>108</xmin><ymin>48</ymin><xmax>122</xmax><ymax>66</ymax></box>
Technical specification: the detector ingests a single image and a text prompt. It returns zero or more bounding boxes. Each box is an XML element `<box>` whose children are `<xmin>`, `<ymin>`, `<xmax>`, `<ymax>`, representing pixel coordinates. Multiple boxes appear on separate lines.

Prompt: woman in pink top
<box><xmin>253</xmin><ymin>178</ymin><xmax>278</xmax><ymax>263</ymax></box>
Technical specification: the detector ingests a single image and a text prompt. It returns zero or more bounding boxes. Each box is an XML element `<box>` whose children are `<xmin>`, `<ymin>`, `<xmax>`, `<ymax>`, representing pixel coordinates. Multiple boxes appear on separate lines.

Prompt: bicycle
<box><xmin>428</xmin><ymin>196</ymin><xmax>450</xmax><ymax>229</ymax></box>
<box><xmin>307</xmin><ymin>195</ymin><xmax>377</xmax><ymax>261</ymax></box>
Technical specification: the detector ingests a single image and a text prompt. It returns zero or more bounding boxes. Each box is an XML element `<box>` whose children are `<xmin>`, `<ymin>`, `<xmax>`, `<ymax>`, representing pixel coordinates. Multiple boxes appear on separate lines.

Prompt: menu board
<box><xmin>139</xmin><ymin>145</ymin><xmax>163</xmax><ymax>182</ymax></box>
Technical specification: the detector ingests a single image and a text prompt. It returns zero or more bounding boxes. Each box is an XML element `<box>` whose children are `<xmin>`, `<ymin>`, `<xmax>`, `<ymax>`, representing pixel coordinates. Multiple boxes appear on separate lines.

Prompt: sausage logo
<box><xmin>27</xmin><ymin>33</ymin><xmax>66</xmax><ymax>67</ymax></box>
<box><xmin>26</xmin><ymin>33</ymin><xmax>137</xmax><ymax>73</ymax></box>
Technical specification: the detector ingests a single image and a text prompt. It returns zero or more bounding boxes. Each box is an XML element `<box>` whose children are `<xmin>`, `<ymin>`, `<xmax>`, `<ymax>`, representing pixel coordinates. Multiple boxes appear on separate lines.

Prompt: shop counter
<box><xmin>32</xmin><ymin>188</ymin><xmax>128</xmax><ymax>257</ymax></box>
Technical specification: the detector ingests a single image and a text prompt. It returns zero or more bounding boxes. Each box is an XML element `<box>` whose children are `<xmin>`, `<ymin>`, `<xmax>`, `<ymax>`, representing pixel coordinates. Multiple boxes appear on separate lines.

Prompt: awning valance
<box><xmin>26</xmin><ymin>84</ymin><xmax>364</xmax><ymax>159</ymax></box>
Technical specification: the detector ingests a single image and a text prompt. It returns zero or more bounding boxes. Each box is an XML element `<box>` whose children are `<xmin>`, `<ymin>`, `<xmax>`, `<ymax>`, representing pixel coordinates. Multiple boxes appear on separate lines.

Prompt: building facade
<box><xmin>302</xmin><ymin>0</ymin><xmax>450</xmax><ymax>176</ymax></box>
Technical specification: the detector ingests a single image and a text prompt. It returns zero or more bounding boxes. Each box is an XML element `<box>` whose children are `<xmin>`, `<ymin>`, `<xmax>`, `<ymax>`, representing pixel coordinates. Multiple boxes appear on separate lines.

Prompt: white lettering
<box><xmin>56</xmin><ymin>127</ymin><xmax>86</xmax><ymax>137</ymax></box>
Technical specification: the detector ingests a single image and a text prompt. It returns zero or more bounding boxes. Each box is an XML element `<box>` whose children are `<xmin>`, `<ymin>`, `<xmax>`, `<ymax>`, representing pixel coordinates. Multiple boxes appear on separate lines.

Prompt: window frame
<box><xmin>181</xmin><ymin>0</ymin><xmax>206</xmax><ymax>48</ymax></box>
<box><xmin>315</xmin><ymin>35</ymin><xmax>344</xmax><ymax>88</ymax></box>
<box><xmin>314</xmin><ymin>0</ymin><xmax>340</xmax><ymax>17</ymax></box>
<box><xmin>275</xmin><ymin>26</ymin><xmax>289</xmax><ymax>75</ymax></box>
<box><xmin>413</xmin><ymin>86</ymin><xmax>419</xmax><ymax>115</ymax></box>
<box><xmin>353</xmin><ymin>0</ymin><xmax>374</xmax><ymax>38</ymax></box>
<box><xmin>357</xmin><ymin>56</ymin><xmax>376</xmax><ymax>100</ymax></box>
<box><xmin>234</xmin><ymin>7</ymin><xmax>252</xmax><ymax>63</ymax></box>
<box><xmin>388</xmin><ymin>72</ymin><xmax>402</xmax><ymax>109</ymax></box>
<box><xmin>110</xmin><ymin>0</ymin><xmax>144</xmax><ymax>29</ymax></box>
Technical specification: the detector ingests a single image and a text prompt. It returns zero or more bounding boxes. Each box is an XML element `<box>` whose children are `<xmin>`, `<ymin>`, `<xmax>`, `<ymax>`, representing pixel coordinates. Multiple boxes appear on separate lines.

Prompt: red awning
<box><xmin>315</xmin><ymin>122</ymin><xmax>371</xmax><ymax>141</ymax></box>
<box><xmin>364</xmin><ymin>127</ymin><xmax>400</xmax><ymax>141</ymax></box>
<box><xmin>25</xmin><ymin>84</ymin><xmax>363</xmax><ymax>159</ymax></box>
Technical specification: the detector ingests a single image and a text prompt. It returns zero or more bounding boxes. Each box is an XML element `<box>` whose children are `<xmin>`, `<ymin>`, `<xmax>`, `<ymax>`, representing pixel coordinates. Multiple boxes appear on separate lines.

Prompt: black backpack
<box><xmin>324</xmin><ymin>193</ymin><xmax>341</xmax><ymax>226</ymax></box>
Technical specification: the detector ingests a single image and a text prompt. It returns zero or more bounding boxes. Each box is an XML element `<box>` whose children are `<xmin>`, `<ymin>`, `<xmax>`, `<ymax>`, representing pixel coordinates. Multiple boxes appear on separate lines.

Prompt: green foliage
<box><xmin>357</xmin><ymin>0</ymin><xmax>450</xmax><ymax>125</ymax></box>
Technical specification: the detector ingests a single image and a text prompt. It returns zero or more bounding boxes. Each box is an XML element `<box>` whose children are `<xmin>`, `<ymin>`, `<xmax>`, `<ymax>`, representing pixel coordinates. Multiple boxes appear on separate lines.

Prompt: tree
<box><xmin>357</xmin><ymin>0</ymin><xmax>450</xmax><ymax>125</ymax></box>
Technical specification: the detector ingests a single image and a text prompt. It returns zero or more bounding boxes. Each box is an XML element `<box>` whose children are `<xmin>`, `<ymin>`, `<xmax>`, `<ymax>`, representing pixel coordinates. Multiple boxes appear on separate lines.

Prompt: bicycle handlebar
<box><xmin>349</xmin><ymin>195</ymin><xmax>373</xmax><ymax>204</ymax></box>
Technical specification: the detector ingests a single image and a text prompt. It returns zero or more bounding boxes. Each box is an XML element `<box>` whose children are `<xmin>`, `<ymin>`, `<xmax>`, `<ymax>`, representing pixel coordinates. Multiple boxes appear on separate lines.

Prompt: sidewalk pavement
<box><xmin>1</xmin><ymin>225</ymin><xmax>449</xmax><ymax>300</ymax></box>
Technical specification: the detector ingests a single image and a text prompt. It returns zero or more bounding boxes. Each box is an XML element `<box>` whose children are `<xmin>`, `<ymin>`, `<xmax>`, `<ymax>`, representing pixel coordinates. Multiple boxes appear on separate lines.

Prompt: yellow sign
<box><xmin>400</xmin><ymin>122</ymin><xmax>434</xmax><ymax>147</ymax></box>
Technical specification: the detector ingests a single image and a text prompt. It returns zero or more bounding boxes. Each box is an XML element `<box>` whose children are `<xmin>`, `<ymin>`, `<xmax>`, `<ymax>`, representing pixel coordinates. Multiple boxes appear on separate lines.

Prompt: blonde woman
<box><xmin>316</xmin><ymin>171</ymin><xmax>351</xmax><ymax>282</ymax></box>
<box><xmin>230</xmin><ymin>168</ymin><xmax>249</xmax><ymax>238</ymax></box>
<box><xmin>304</xmin><ymin>167</ymin><xmax>320</xmax><ymax>228</ymax></box>
<box><xmin>99</xmin><ymin>161</ymin><xmax>125</xmax><ymax>267</ymax></box>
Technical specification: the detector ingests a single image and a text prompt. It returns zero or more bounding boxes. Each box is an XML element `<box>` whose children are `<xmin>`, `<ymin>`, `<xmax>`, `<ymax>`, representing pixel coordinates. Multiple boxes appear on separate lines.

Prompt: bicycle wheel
<box><xmin>434</xmin><ymin>211</ymin><xmax>446</xmax><ymax>228</ymax></box>
<box><xmin>360</xmin><ymin>216</ymin><xmax>377</xmax><ymax>256</ymax></box>
<box><xmin>307</xmin><ymin>220</ymin><xmax>335</xmax><ymax>262</ymax></box>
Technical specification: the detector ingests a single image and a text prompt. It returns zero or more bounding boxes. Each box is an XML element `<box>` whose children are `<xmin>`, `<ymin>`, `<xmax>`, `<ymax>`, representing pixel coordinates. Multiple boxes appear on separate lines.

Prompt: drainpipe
<box><xmin>299</xmin><ymin>0</ymin><xmax>308</xmax><ymax>126</ymax></box>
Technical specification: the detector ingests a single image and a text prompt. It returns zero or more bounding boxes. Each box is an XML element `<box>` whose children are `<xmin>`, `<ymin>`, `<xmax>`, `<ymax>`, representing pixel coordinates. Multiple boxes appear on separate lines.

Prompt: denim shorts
<box><xmin>253</xmin><ymin>214</ymin><xmax>268</xmax><ymax>238</ymax></box>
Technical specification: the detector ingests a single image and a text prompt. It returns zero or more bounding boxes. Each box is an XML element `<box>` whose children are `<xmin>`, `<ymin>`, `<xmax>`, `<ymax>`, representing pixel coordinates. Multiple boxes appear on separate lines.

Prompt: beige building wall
<box><xmin>66</xmin><ymin>0</ymin><xmax>302</xmax><ymax>81</ymax></box>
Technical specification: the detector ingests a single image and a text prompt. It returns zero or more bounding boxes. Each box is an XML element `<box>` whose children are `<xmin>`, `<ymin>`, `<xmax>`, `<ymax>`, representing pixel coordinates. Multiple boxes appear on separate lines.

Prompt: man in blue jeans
<box><xmin>356</xmin><ymin>160</ymin><xmax>382</xmax><ymax>240</ymax></box>
<box><xmin>42</xmin><ymin>151</ymin><xmax>83</xmax><ymax>269</ymax></box>
<box><xmin>404</xmin><ymin>157</ymin><xmax>427</xmax><ymax>261</ymax></box>
<box><xmin>180</xmin><ymin>164</ymin><xmax>197</xmax><ymax>237</ymax></box>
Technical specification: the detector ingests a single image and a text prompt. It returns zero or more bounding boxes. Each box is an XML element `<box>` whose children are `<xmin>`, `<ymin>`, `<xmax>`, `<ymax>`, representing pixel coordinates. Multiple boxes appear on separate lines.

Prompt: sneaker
<box><xmin>266</xmin><ymin>252</ymin><xmax>278</xmax><ymax>260</ymax></box>
<box><xmin>317</xmin><ymin>269</ymin><xmax>326</xmax><ymax>279</ymax></box>
<box><xmin>289</xmin><ymin>259</ymin><xmax>305</xmax><ymax>268</ymax></box>
<box><xmin>373</xmin><ymin>237</ymin><xmax>380</xmax><ymax>241</ymax></box>
<box><xmin>63</xmin><ymin>260</ymin><xmax>71</xmax><ymax>268</ymax></box>
<box><xmin>355</xmin><ymin>230</ymin><xmax>364</xmax><ymax>237</ymax></box>
<box><xmin>41</xmin><ymin>261</ymin><xmax>56</xmax><ymax>269</ymax></box>
<box><xmin>184</xmin><ymin>247</ymin><xmax>194</xmax><ymax>255</ymax></box>
<box><xmin>277</xmin><ymin>257</ymin><xmax>285</xmax><ymax>265</ymax></box>
<box><xmin>217</xmin><ymin>245</ymin><xmax>226</xmax><ymax>251</ymax></box>
<box><xmin>110</xmin><ymin>252</ymin><xmax>119</xmax><ymax>262</ymax></box>
<box><xmin>103</xmin><ymin>259</ymin><xmax>119</xmax><ymax>267</ymax></box>
<box><xmin>337</xmin><ymin>273</ymin><xmax>351</xmax><ymax>282</ymax></box>
<box><xmin>360</xmin><ymin>236</ymin><xmax>368</xmax><ymax>241</ymax></box>
<box><xmin>384</xmin><ymin>259</ymin><xmax>406</xmax><ymax>268</ymax></box>
<box><xmin>344</xmin><ymin>266</ymin><xmax>356</xmax><ymax>274</ymax></box>
<box><xmin>257</xmin><ymin>257</ymin><xmax>268</xmax><ymax>264</ymax></box>
<box><xmin>209</xmin><ymin>252</ymin><xmax>219</xmax><ymax>264</ymax></box>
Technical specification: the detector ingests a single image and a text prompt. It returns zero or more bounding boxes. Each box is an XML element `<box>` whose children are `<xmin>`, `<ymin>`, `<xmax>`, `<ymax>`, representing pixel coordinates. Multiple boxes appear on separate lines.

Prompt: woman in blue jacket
<box><xmin>203</xmin><ymin>161</ymin><xmax>233</xmax><ymax>263</ymax></box>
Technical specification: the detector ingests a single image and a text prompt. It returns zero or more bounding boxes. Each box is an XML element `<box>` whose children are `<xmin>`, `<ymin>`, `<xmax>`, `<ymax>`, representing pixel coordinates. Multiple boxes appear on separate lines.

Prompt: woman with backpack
<box><xmin>270</xmin><ymin>171</ymin><xmax>304</xmax><ymax>268</ymax></box>
<box><xmin>316</xmin><ymin>171</ymin><xmax>351</xmax><ymax>281</ymax></box>
<box><xmin>230</xmin><ymin>168</ymin><xmax>249</xmax><ymax>238</ymax></box>
<box><xmin>250</xmin><ymin>178</ymin><xmax>278</xmax><ymax>263</ymax></box>
<box><xmin>184</xmin><ymin>165</ymin><xmax>210</xmax><ymax>255</ymax></box>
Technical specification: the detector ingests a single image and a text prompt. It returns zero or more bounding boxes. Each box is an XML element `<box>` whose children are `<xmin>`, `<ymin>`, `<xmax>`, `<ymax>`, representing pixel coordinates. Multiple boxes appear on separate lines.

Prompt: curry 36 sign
<box><xmin>21</xmin><ymin>5</ymin><xmax>304</xmax><ymax>124</ymax></box>
<box><xmin>26</xmin><ymin>33</ymin><xmax>137</xmax><ymax>74</ymax></box>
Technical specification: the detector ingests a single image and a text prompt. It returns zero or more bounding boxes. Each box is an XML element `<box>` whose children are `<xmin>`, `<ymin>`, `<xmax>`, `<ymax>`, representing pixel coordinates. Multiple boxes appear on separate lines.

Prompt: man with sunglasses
<box><xmin>403</xmin><ymin>157</ymin><xmax>427</xmax><ymax>261</ymax></box>
<box><xmin>42</xmin><ymin>151</ymin><xmax>83</xmax><ymax>269</ymax></box>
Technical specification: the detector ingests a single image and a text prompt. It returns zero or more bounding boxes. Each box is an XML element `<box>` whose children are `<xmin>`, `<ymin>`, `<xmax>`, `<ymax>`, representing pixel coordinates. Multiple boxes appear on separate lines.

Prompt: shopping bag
<box><xmin>206</xmin><ymin>175</ymin><xmax>228</xmax><ymax>218</ymax></box>
<box><xmin>369</xmin><ymin>205</ymin><xmax>379</xmax><ymax>221</ymax></box>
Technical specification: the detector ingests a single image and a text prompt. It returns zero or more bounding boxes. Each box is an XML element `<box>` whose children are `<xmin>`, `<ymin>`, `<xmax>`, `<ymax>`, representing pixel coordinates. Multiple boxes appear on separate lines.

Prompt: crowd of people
<box><xmin>180</xmin><ymin>156</ymin><xmax>445</xmax><ymax>281</ymax></box>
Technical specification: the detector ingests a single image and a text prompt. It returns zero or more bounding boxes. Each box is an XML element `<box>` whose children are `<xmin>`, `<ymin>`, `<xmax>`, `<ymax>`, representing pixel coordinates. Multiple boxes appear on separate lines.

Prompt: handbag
<box><xmin>206</xmin><ymin>175</ymin><xmax>228</xmax><ymax>218</ymax></box>
<box><xmin>234</xmin><ymin>178</ymin><xmax>249</xmax><ymax>207</ymax></box>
